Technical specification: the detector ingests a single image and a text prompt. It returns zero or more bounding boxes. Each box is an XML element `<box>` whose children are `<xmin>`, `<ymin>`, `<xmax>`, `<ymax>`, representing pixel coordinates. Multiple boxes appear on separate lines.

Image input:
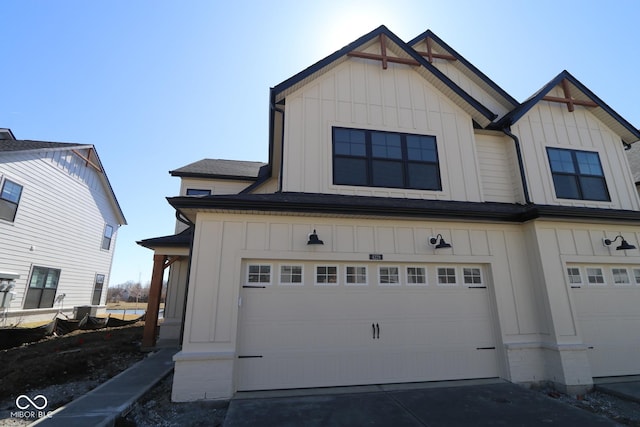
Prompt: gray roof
<box><xmin>170</xmin><ymin>159</ymin><xmax>267</xmax><ymax>180</ymax></box>
<box><xmin>0</xmin><ymin>139</ymin><xmax>87</xmax><ymax>152</ymax></box>
<box><xmin>137</xmin><ymin>227</ymin><xmax>193</xmax><ymax>249</ymax></box>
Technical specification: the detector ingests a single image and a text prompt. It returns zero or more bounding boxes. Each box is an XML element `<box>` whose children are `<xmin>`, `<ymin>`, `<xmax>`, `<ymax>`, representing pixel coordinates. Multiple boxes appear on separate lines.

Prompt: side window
<box><xmin>24</xmin><ymin>266</ymin><xmax>61</xmax><ymax>309</ymax></box>
<box><xmin>462</xmin><ymin>267</ymin><xmax>483</xmax><ymax>286</ymax></box>
<box><xmin>378</xmin><ymin>266</ymin><xmax>400</xmax><ymax>285</ymax></box>
<box><xmin>547</xmin><ymin>148</ymin><xmax>609</xmax><ymax>201</ymax></box>
<box><xmin>612</xmin><ymin>267</ymin><xmax>630</xmax><ymax>285</ymax></box>
<box><xmin>567</xmin><ymin>267</ymin><xmax>583</xmax><ymax>285</ymax></box>
<box><xmin>586</xmin><ymin>267</ymin><xmax>605</xmax><ymax>285</ymax></box>
<box><xmin>0</xmin><ymin>179</ymin><xmax>23</xmax><ymax>222</ymax></box>
<box><xmin>102</xmin><ymin>224</ymin><xmax>114</xmax><ymax>250</ymax></box>
<box><xmin>406</xmin><ymin>267</ymin><xmax>427</xmax><ymax>285</ymax></box>
<box><xmin>92</xmin><ymin>274</ymin><xmax>105</xmax><ymax>305</ymax></box>
<box><xmin>345</xmin><ymin>266</ymin><xmax>367</xmax><ymax>285</ymax></box>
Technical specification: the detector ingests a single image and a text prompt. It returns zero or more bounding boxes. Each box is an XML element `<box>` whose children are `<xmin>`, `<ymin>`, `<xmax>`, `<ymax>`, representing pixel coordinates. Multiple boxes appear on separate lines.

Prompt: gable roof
<box><xmin>0</xmin><ymin>138</ymin><xmax>127</xmax><ymax>225</ymax></box>
<box><xmin>271</xmin><ymin>25</ymin><xmax>497</xmax><ymax>128</ymax></box>
<box><xmin>496</xmin><ymin>70</ymin><xmax>640</xmax><ymax>144</ymax></box>
<box><xmin>407</xmin><ymin>30</ymin><xmax>519</xmax><ymax>113</ymax></box>
<box><xmin>170</xmin><ymin>159</ymin><xmax>267</xmax><ymax>180</ymax></box>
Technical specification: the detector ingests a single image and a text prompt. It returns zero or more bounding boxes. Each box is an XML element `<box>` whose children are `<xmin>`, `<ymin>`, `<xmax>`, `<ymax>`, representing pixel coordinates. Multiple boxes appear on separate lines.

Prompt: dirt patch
<box><xmin>0</xmin><ymin>323</ymin><xmax>145</xmax><ymax>425</ymax></box>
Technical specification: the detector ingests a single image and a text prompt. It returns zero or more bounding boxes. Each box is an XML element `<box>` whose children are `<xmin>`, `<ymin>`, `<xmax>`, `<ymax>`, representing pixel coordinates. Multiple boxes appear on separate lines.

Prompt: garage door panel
<box><xmin>237</xmin><ymin>262</ymin><xmax>499</xmax><ymax>391</ymax></box>
<box><xmin>573</xmin><ymin>285</ymin><xmax>640</xmax><ymax>377</ymax></box>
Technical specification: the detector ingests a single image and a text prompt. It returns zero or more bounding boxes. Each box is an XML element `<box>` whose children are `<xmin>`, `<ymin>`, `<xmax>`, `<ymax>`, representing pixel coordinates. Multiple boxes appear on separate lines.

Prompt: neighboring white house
<box><xmin>0</xmin><ymin>128</ymin><xmax>126</xmax><ymax>324</ymax></box>
<box><xmin>142</xmin><ymin>26</ymin><xmax>640</xmax><ymax>401</ymax></box>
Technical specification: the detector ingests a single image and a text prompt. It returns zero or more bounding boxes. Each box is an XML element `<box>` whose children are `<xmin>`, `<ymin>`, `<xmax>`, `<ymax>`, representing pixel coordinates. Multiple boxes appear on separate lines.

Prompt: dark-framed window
<box><xmin>24</xmin><ymin>266</ymin><xmax>60</xmax><ymax>309</ymax></box>
<box><xmin>332</xmin><ymin>127</ymin><xmax>441</xmax><ymax>190</ymax></box>
<box><xmin>546</xmin><ymin>148</ymin><xmax>609</xmax><ymax>201</ymax></box>
<box><xmin>0</xmin><ymin>179</ymin><xmax>23</xmax><ymax>222</ymax></box>
<box><xmin>186</xmin><ymin>188</ymin><xmax>211</xmax><ymax>196</ymax></box>
<box><xmin>102</xmin><ymin>224</ymin><xmax>114</xmax><ymax>250</ymax></box>
<box><xmin>92</xmin><ymin>274</ymin><xmax>105</xmax><ymax>305</ymax></box>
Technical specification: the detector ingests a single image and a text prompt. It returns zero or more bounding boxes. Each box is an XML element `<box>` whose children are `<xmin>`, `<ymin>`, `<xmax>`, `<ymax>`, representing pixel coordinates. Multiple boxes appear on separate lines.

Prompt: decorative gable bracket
<box><xmin>347</xmin><ymin>34</ymin><xmax>420</xmax><ymax>69</ymax></box>
<box><xmin>542</xmin><ymin>78</ymin><xmax>598</xmax><ymax>112</ymax></box>
<box><xmin>413</xmin><ymin>37</ymin><xmax>457</xmax><ymax>63</ymax></box>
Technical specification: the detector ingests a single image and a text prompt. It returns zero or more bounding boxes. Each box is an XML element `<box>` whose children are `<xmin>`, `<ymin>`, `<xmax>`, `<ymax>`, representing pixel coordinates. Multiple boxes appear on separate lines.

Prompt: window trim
<box><xmin>0</xmin><ymin>178</ymin><xmax>23</xmax><ymax>222</ymax></box>
<box><xmin>566</xmin><ymin>267</ymin><xmax>583</xmax><ymax>286</ymax></box>
<box><xmin>279</xmin><ymin>264</ymin><xmax>304</xmax><ymax>286</ymax></box>
<box><xmin>102</xmin><ymin>224</ymin><xmax>114</xmax><ymax>250</ymax></box>
<box><xmin>378</xmin><ymin>266</ymin><xmax>401</xmax><ymax>286</ymax></box>
<box><xmin>332</xmin><ymin>127</ymin><xmax>442</xmax><ymax>191</ymax></box>
<box><xmin>247</xmin><ymin>264</ymin><xmax>272</xmax><ymax>285</ymax></box>
<box><xmin>23</xmin><ymin>266</ymin><xmax>61</xmax><ymax>309</ymax></box>
<box><xmin>92</xmin><ymin>274</ymin><xmax>106</xmax><ymax>305</ymax></box>
<box><xmin>345</xmin><ymin>265</ymin><xmax>368</xmax><ymax>286</ymax></box>
<box><xmin>612</xmin><ymin>267</ymin><xmax>631</xmax><ymax>285</ymax></box>
<box><xmin>585</xmin><ymin>267</ymin><xmax>606</xmax><ymax>286</ymax></box>
<box><xmin>315</xmin><ymin>265</ymin><xmax>338</xmax><ymax>286</ymax></box>
<box><xmin>546</xmin><ymin>147</ymin><xmax>610</xmax><ymax>202</ymax></box>
<box><xmin>437</xmin><ymin>267</ymin><xmax>458</xmax><ymax>286</ymax></box>
<box><xmin>406</xmin><ymin>266</ymin><xmax>428</xmax><ymax>286</ymax></box>
<box><xmin>633</xmin><ymin>268</ymin><xmax>640</xmax><ymax>285</ymax></box>
<box><xmin>462</xmin><ymin>266</ymin><xmax>484</xmax><ymax>287</ymax></box>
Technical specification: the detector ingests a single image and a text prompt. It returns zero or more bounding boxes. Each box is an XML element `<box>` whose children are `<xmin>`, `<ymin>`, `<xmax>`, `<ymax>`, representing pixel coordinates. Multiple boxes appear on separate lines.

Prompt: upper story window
<box><xmin>102</xmin><ymin>224</ymin><xmax>114</xmax><ymax>250</ymax></box>
<box><xmin>546</xmin><ymin>148</ymin><xmax>609</xmax><ymax>201</ymax></box>
<box><xmin>332</xmin><ymin>127</ymin><xmax>441</xmax><ymax>191</ymax></box>
<box><xmin>0</xmin><ymin>178</ymin><xmax>23</xmax><ymax>222</ymax></box>
<box><xmin>186</xmin><ymin>188</ymin><xmax>211</xmax><ymax>196</ymax></box>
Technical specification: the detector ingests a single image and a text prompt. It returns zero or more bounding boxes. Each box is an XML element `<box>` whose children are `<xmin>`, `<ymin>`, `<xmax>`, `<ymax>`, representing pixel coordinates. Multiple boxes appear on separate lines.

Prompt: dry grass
<box><xmin>106</xmin><ymin>301</ymin><xmax>165</xmax><ymax>310</ymax></box>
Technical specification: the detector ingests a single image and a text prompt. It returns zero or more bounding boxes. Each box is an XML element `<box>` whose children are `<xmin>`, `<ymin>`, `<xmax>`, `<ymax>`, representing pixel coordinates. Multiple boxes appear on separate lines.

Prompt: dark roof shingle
<box><xmin>170</xmin><ymin>159</ymin><xmax>267</xmax><ymax>180</ymax></box>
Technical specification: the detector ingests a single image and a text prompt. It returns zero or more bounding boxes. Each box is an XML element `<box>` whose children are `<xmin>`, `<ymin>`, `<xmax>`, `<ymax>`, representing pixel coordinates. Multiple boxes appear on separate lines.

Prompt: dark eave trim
<box><xmin>167</xmin><ymin>193</ymin><xmax>640</xmax><ymax>224</ymax></box>
<box><xmin>169</xmin><ymin>171</ymin><xmax>260</xmax><ymax>181</ymax></box>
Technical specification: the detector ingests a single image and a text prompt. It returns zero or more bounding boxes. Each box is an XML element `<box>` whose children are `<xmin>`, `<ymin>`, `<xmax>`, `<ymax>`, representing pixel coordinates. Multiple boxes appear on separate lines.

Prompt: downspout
<box><xmin>271</xmin><ymin>102</ymin><xmax>285</xmax><ymax>193</ymax></box>
<box><xmin>502</xmin><ymin>127</ymin><xmax>532</xmax><ymax>204</ymax></box>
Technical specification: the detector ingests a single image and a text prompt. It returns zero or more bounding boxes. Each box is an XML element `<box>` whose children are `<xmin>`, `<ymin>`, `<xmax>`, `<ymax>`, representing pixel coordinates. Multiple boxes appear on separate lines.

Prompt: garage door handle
<box><xmin>376</xmin><ymin>323</ymin><xmax>380</xmax><ymax>339</ymax></box>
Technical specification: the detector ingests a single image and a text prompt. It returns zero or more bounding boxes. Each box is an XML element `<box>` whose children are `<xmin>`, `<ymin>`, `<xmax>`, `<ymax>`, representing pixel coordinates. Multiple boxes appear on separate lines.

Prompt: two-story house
<box><xmin>0</xmin><ymin>129</ymin><xmax>126</xmax><ymax>324</ymax></box>
<box><xmin>141</xmin><ymin>26</ymin><xmax>640</xmax><ymax>401</ymax></box>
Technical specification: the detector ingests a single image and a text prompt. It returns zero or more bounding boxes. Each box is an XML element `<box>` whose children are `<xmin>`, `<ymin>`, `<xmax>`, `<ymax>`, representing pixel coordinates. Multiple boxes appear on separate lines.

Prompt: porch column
<box><xmin>142</xmin><ymin>254</ymin><xmax>166</xmax><ymax>349</ymax></box>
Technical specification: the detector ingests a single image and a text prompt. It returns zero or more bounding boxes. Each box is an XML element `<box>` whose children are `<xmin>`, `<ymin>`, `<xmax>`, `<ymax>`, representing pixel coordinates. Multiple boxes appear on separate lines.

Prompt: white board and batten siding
<box><xmin>0</xmin><ymin>149</ymin><xmax>120</xmax><ymax>311</ymax></box>
<box><xmin>281</xmin><ymin>57</ymin><xmax>483</xmax><ymax>203</ymax></box>
<box><xmin>475</xmin><ymin>133</ymin><xmax>524</xmax><ymax>204</ymax></box>
<box><xmin>512</xmin><ymin>90</ymin><xmax>640</xmax><ymax>210</ymax></box>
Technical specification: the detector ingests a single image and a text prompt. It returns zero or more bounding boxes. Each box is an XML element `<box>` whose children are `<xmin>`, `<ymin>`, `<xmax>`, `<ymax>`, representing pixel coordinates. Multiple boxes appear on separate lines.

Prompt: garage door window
<box><xmin>406</xmin><ymin>267</ymin><xmax>426</xmax><ymax>285</ymax></box>
<box><xmin>437</xmin><ymin>267</ymin><xmax>457</xmax><ymax>285</ymax></box>
<box><xmin>463</xmin><ymin>267</ymin><xmax>482</xmax><ymax>286</ymax></box>
<box><xmin>379</xmin><ymin>267</ymin><xmax>400</xmax><ymax>285</ymax></box>
<box><xmin>346</xmin><ymin>266</ymin><xmax>367</xmax><ymax>285</ymax></box>
<box><xmin>248</xmin><ymin>265</ymin><xmax>272</xmax><ymax>285</ymax></box>
<box><xmin>612</xmin><ymin>268</ymin><xmax>630</xmax><ymax>285</ymax></box>
<box><xmin>567</xmin><ymin>267</ymin><xmax>582</xmax><ymax>284</ymax></box>
<box><xmin>634</xmin><ymin>269</ymin><xmax>640</xmax><ymax>284</ymax></box>
<box><xmin>586</xmin><ymin>267</ymin><xmax>605</xmax><ymax>285</ymax></box>
<box><xmin>316</xmin><ymin>266</ymin><xmax>338</xmax><ymax>285</ymax></box>
<box><xmin>280</xmin><ymin>265</ymin><xmax>303</xmax><ymax>285</ymax></box>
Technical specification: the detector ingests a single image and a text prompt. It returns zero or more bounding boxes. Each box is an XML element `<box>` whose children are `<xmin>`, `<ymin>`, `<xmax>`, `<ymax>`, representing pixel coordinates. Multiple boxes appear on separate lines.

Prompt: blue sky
<box><xmin>3</xmin><ymin>1</ymin><xmax>640</xmax><ymax>286</ymax></box>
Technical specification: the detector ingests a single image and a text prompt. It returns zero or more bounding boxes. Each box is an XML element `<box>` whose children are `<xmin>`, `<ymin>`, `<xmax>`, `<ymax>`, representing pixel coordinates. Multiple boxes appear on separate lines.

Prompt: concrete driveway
<box><xmin>224</xmin><ymin>380</ymin><xmax>615</xmax><ymax>426</ymax></box>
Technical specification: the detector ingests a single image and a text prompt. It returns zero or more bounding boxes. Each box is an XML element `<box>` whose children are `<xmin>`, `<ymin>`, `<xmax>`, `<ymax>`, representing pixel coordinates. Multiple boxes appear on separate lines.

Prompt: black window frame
<box><xmin>92</xmin><ymin>274</ymin><xmax>105</xmax><ymax>305</ymax></box>
<box><xmin>23</xmin><ymin>266</ymin><xmax>61</xmax><ymax>309</ymax></box>
<box><xmin>546</xmin><ymin>147</ymin><xmax>610</xmax><ymax>202</ymax></box>
<box><xmin>332</xmin><ymin>127</ymin><xmax>442</xmax><ymax>191</ymax></box>
<box><xmin>102</xmin><ymin>224</ymin><xmax>114</xmax><ymax>250</ymax></box>
<box><xmin>0</xmin><ymin>178</ymin><xmax>23</xmax><ymax>222</ymax></box>
<box><xmin>186</xmin><ymin>188</ymin><xmax>212</xmax><ymax>196</ymax></box>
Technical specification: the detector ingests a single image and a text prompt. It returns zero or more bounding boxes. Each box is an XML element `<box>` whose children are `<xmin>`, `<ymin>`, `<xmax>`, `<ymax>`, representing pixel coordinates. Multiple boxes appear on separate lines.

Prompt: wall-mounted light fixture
<box><xmin>307</xmin><ymin>229</ymin><xmax>324</xmax><ymax>245</ymax></box>
<box><xmin>429</xmin><ymin>234</ymin><xmax>452</xmax><ymax>249</ymax></box>
<box><xmin>603</xmin><ymin>234</ymin><xmax>637</xmax><ymax>251</ymax></box>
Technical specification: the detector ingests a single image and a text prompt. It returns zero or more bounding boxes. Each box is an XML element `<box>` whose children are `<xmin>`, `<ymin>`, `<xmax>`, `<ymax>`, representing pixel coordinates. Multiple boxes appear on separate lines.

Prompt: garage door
<box><xmin>236</xmin><ymin>261</ymin><xmax>499</xmax><ymax>391</ymax></box>
<box><xmin>570</xmin><ymin>265</ymin><xmax>640</xmax><ymax>377</ymax></box>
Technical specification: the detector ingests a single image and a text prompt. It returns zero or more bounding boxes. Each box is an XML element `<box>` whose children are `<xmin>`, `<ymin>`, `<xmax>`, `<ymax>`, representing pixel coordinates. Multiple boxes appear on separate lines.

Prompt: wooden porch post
<box><xmin>142</xmin><ymin>254</ymin><xmax>166</xmax><ymax>349</ymax></box>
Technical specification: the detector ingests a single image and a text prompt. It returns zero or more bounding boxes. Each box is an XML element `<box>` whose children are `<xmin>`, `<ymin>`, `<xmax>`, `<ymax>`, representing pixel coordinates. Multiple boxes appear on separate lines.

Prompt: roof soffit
<box><xmin>272</xmin><ymin>25</ymin><xmax>497</xmax><ymax>128</ymax></box>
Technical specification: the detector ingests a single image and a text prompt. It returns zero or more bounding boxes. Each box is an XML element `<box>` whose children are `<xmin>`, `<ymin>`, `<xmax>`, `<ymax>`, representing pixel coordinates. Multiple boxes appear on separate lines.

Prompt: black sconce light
<box><xmin>603</xmin><ymin>234</ymin><xmax>637</xmax><ymax>251</ymax></box>
<box><xmin>307</xmin><ymin>229</ymin><xmax>324</xmax><ymax>245</ymax></box>
<box><xmin>429</xmin><ymin>234</ymin><xmax>452</xmax><ymax>249</ymax></box>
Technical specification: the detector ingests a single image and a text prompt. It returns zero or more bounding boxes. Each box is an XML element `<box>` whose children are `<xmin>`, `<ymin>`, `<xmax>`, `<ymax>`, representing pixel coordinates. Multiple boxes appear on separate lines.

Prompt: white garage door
<box><xmin>236</xmin><ymin>261</ymin><xmax>499</xmax><ymax>391</ymax></box>
<box><xmin>570</xmin><ymin>265</ymin><xmax>640</xmax><ymax>377</ymax></box>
